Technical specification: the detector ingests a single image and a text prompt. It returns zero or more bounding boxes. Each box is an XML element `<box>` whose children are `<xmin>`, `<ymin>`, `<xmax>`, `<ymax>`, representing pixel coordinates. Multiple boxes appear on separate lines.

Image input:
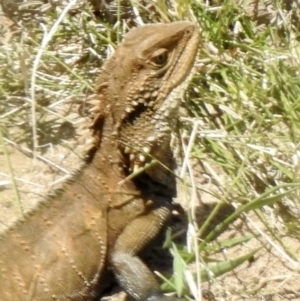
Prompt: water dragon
<box><xmin>0</xmin><ymin>21</ymin><xmax>199</xmax><ymax>301</ymax></box>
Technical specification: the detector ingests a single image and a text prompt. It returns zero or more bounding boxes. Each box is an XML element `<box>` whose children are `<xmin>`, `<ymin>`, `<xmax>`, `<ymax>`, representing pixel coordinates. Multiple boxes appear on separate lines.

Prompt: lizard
<box><xmin>0</xmin><ymin>21</ymin><xmax>200</xmax><ymax>301</ymax></box>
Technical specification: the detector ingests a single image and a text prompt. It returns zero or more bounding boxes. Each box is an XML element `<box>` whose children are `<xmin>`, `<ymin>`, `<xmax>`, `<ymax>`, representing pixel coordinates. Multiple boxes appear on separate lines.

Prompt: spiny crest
<box><xmin>77</xmin><ymin>82</ymin><xmax>109</xmax><ymax>161</ymax></box>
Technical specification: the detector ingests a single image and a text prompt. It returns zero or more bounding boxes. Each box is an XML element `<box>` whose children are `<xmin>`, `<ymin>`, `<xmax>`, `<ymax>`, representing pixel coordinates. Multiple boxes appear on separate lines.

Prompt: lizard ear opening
<box><xmin>123</xmin><ymin>102</ymin><xmax>148</xmax><ymax>125</ymax></box>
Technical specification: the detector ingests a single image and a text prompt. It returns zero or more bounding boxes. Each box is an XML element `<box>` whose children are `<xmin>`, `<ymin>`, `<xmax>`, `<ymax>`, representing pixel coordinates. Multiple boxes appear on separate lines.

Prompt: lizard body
<box><xmin>0</xmin><ymin>21</ymin><xmax>199</xmax><ymax>301</ymax></box>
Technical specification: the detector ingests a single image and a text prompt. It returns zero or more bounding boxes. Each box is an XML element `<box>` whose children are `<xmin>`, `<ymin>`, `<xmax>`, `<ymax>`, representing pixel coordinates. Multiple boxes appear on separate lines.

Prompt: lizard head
<box><xmin>89</xmin><ymin>21</ymin><xmax>199</xmax><ymax>183</ymax></box>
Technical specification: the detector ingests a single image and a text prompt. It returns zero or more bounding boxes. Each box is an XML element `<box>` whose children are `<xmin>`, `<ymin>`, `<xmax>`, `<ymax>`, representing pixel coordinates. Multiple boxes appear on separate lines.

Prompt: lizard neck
<box><xmin>83</xmin><ymin>116</ymin><xmax>176</xmax><ymax>199</ymax></box>
<box><xmin>87</xmin><ymin>122</ymin><xmax>124</xmax><ymax>174</ymax></box>
<box><xmin>80</xmin><ymin>117</ymin><xmax>133</xmax><ymax>196</ymax></box>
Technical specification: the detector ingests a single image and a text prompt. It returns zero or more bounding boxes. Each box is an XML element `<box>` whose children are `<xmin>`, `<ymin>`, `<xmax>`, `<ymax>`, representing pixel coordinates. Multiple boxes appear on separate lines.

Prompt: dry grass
<box><xmin>1</xmin><ymin>0</ymin><xmax>300</xmax><ymax>300</ymax></box>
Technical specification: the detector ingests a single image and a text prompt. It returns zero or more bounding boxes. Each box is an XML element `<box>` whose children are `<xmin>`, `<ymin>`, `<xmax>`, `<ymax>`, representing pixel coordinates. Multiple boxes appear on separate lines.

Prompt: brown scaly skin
<box><xmin>0</xmin><ymin>21</ymin><xmax>199</xmax><ymax>301</ymax></box>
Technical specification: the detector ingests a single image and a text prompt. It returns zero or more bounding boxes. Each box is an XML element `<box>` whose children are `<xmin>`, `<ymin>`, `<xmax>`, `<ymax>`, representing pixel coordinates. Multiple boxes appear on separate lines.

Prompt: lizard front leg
<box><xmin>109</xmin><ymin>202</ymin><xmax>182</xmax><ymax>301</ymax></box>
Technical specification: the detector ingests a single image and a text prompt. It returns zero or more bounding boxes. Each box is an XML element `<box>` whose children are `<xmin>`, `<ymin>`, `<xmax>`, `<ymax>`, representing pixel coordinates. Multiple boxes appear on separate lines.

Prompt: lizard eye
<box><xmin>150</xmin><ymin>49</ymin><xmax>169</xmax><ymax>68</ymax></box>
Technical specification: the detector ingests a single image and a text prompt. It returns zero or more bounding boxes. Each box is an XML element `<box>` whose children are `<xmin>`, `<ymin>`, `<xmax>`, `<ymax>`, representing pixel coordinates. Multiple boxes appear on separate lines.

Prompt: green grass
<box><xmin>1</xmin><ymin>0</ymin><xmax>300</xmax><ymax>300</ymax></box>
